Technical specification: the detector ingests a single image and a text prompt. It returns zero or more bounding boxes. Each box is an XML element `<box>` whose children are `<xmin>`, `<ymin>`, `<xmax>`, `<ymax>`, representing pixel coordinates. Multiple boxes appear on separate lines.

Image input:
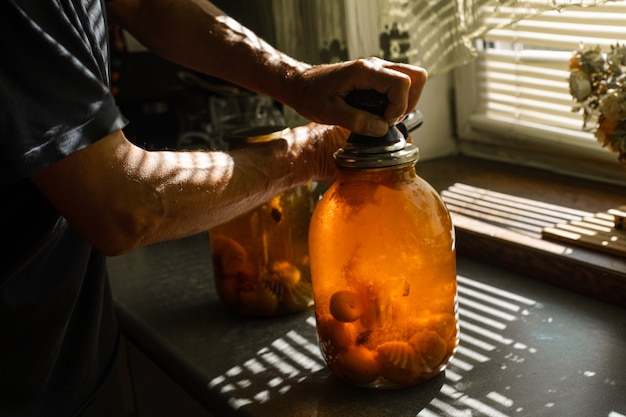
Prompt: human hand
<box><xmin>287</xmin><ymin>57</ymin><xmax>428</xmax><ymax>137</ymax></box>
<box><xmin>284</xmin><ymin>124</ymin><xmax>351</xmax><ymax>186</ymax></box>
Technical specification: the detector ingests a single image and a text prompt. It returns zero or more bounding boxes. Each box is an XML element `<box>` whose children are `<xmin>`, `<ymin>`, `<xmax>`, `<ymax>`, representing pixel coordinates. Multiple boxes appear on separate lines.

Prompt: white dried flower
<box><xmin>568</xmin><ymin>69</ymin><xmax>592</xmax><ymax>102</ymax></box>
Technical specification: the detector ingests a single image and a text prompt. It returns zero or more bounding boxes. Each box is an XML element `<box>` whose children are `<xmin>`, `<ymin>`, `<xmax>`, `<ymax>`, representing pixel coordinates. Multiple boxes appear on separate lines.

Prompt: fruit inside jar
<box><xmin>309</xmin><ymin>165</ymin><xmax>459</xmax><ymax>388</ymax></box>
<box><xmin>210</xmin><ymin>185</ymin><xmax>316</xmax><ymax>316</ymax></box>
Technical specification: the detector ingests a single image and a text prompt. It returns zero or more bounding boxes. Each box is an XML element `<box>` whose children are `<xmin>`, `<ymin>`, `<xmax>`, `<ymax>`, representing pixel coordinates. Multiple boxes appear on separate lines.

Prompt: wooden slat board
<box><xmin>440</xmin><ymin>183</ymin><xmax>626</xmax><ymax>258</ymax></box>
<box><xmin>441</xmin><ymin>183</ymin><xmax>592</xmax><ymax>239</ymax></box>
<box><xmin>541</xmin><ymin>211</ymin><xmax>626</xmax><ymax>257</ymax></box>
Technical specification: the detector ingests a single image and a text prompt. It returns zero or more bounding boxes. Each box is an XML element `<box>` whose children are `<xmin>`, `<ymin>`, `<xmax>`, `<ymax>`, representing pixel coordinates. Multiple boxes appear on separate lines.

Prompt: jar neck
<box><xmin>336</xmin><ymin>162</ymin><xmax>418</xmax><ymax>183</ymax></box>
<box><xmin>334</xmin><ymin>142</ymin><xmax>419</xmax><ymax>170</ymax></box>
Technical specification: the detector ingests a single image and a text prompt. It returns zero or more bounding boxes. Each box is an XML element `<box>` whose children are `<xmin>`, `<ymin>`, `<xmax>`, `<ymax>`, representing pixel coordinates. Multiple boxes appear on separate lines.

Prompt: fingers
<box><xmin>352</xmin><ymin>58</ymin><xmax>428</xmax><ymax>125</ymax></box>
<box><xmin>380</xmin><ymin>61</ymin><xmax>428</xmax><ymax>124</ymax></box>
<box><xmin>290</xmin><ymin>57</ymin><xmax>428</xmax><ymax>137</ymax></box>
<box><xmin>291</xmin><ymin>124</ymin><xmax>350</xmax><ymax>185</ymax></box>
<box><xmin>338</xmin><ymin>58</ymin><xmax>428</xmax><ymax>134</ymax></box>
<box><xmin>338</xmin><ymin>102</ymin><xmax>390</xmax><ymax>137</ymax></box>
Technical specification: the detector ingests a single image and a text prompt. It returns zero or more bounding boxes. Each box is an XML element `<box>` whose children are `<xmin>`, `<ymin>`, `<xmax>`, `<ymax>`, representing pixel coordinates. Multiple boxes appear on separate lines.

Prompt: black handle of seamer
<box><xmin>344</xmin><ymin>89</ymin><xmax>407</xmax><ymax>148</ymax></box>
<box><xmin>345</xmin><ymin>89</ymin><xmax>423</xmax><ymax>142</ymax></box>
<box><xmin>345</xmin><ymin>89</ymin><xmax>388</xmax><ymax>118</ymax></box>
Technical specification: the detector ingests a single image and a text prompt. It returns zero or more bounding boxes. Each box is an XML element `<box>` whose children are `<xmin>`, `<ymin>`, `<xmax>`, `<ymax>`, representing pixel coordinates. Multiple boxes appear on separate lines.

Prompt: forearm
<box><xmin>106</xmin><ymin>0</ymin><xmax>429</xmax><ymax>135</ymax></box>
<box><xmin>32</xmin><ymin>124</ymin><xmax>343</xmax><ymax>256</ymax></box>
<box><xmin>134</xmin><ymin>134</ymin><xmax>300</xmax><ymax>242</ymax></box>
<box><xmin>106</xmin><ymin>0</ymin><xmax>308</xmax><ymax>107</ymax></box>
<box><xmin>121</xmin><ymin>125</ymin><xmax>343</xmax><ymax>251</ymax></box>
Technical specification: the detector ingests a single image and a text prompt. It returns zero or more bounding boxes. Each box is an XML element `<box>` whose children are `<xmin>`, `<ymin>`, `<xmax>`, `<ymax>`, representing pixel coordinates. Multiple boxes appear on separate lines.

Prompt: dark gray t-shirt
<box><xmin>0</xmin><ymin>1</ymin><xmax>127</xmax><ymax>415</ymax></box>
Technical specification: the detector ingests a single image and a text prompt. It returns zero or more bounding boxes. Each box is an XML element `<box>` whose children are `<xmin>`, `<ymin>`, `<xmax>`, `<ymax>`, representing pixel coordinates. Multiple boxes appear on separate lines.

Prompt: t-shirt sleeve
<box><xmin>0</xmin><ymin>0</ymin><xmax>128</xmax><ymax>182</ymax></box>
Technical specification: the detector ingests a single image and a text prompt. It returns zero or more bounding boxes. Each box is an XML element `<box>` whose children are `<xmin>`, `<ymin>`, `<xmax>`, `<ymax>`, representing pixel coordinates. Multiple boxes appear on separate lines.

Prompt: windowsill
<box><xmin>417</xmin><ymin>155</ymin><xmax>626</xmax><ymax>308</ymax></box>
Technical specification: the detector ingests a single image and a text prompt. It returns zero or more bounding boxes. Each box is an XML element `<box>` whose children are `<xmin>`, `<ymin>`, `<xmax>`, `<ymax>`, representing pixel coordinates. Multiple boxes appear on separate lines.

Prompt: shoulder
<box><xmin>0</xmin><ymin>0</ymin><xmax>127</xmax><ymax>182</ymax></box>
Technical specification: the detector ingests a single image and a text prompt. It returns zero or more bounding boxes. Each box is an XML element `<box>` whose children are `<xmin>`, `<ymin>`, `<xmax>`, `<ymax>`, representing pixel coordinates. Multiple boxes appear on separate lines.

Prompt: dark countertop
<box><xmin>107</xmin><ymin>232</ymin><xmax>626</xmax><ymax>417</ymax></box>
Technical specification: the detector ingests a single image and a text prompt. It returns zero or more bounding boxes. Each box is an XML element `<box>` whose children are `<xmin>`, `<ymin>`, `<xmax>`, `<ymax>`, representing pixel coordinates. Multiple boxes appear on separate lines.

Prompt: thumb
<box><xmin>337</xmin><ymin>103</ymin><xmax>390</xmax><ymax>137</ymax></box>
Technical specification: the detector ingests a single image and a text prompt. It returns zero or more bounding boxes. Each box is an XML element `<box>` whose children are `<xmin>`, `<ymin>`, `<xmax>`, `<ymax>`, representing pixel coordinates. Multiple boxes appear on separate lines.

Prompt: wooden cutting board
<box><xmin>541</xmin><ymin>208</ymin><xmax>626</xmax><ymax>257</ymax></box>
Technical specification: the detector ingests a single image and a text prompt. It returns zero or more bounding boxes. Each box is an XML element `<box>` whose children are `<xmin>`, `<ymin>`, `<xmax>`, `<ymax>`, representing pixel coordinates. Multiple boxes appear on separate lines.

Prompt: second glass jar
<box><xmin>209</xmin><ymin>127</ymin><xmax>316</xmax><ymax>317</ymax></box>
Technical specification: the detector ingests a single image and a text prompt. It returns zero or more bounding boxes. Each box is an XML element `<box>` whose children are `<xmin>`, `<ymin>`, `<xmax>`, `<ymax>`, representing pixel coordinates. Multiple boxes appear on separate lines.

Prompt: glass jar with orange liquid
<box><xmin>209</xmin><ymin>127</ymin><xmax>317</xmax><ymax>317</ymax></box>
<box><xmin>308</xmin><ymin>91</ymin><xmax>459</xmax><ymax>388</ymax></box>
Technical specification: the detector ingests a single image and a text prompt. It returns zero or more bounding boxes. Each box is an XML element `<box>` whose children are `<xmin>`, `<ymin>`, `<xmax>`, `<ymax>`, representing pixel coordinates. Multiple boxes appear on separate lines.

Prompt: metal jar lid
<box><xmin>334</xmin><ymin>90</ymin><xmax>421</xmax><ymax>169</ymax></box>
<box><xmin>334</xmin><ymin>131</ymin><xmax>420</xmax><ymax>169</ymax></box>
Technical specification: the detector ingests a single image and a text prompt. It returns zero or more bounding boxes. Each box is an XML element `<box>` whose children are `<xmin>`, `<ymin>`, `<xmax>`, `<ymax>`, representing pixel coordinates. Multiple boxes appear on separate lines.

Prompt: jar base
<box><xmin>338</xmin><ymin>364</ymin><xmax>448</xmax><ymax>390</ymax></box>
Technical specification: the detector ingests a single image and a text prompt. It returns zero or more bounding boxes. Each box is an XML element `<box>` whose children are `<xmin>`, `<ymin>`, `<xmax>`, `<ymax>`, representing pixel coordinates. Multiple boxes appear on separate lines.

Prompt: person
<box><xmin>0</xmin><ymin>0</ymin><xmax>428</xmax><ymax>415</ymax></box>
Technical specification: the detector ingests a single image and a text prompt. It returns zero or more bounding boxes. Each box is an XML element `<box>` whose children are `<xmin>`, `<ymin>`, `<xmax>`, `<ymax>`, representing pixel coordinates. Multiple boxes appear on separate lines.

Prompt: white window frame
<box><xmin>453</xmin><ymin>5</ymin><xmax>626</xmax><ymax>186</ymax></box>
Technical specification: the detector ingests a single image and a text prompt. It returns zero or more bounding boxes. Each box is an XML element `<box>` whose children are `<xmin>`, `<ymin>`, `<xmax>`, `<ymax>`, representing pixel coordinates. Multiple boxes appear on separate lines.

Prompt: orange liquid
<box><xmin>309</xmin><ymin>164</ymin><xmax>458</xmax><ymax>388</ymax></box>
<box><xmin>210</xmin><ymin>185</ymin><xmax>315</xmax><ymax>316</ymax></box>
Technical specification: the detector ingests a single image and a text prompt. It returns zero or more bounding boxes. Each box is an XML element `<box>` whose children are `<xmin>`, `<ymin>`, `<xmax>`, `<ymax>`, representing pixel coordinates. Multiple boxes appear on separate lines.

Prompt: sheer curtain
<box><xmin>272</xmin><ymin>0</ymin><xmax>612</xmax><ymax>75</ymax></box>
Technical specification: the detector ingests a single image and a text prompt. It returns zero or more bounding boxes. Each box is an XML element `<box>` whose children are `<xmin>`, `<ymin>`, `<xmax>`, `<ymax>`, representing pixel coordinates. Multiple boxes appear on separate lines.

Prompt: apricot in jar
<box><xmin>329</xmin><ymin>290</ymin><xmax>363</xmax><ymax>322</ymax></box>
<box><xmin>410</xmin><ymin>330</ymin><xmax>448</xmax><ymax>371</ymax></box>
<box><xmin>337</xmin><ymin>346</ymin><xmax>379</xmax><ymax>385</ymax></box>
<box><xmin>376</xmin><ymin>341</ymin><xmax>423</xmax><ymax>386</ymax></box>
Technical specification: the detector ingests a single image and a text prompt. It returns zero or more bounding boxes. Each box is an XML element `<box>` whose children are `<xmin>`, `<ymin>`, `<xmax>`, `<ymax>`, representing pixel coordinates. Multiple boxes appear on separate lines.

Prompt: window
<box><xmin>454</xmin><ymin>1</ymin><xmax>626</xmax><ymax>185</ymax></box>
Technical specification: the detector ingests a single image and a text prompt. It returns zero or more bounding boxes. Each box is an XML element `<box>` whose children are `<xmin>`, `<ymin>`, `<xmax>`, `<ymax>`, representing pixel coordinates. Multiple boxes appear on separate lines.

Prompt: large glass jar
<box><xmin>209</xmin><ymin>128</ymin><xmax>316</xmax><ymax>317</ymax></box>
<box><xmin>308</xmin><ymin>92</ymin><xmax>458</xmax><ymax>388</ymax></box>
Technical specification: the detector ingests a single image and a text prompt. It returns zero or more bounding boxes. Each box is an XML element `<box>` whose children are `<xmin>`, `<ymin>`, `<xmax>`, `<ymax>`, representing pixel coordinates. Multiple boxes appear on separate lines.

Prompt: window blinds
<box><xmin>474</xmin><ymin>1</ymin><xmax>626</xmax><ymax>139</ymax></box>
<box><xmin>455</xmin><ymin>1</ymin><xmax>626</xmax><ymax>183</ymax></box>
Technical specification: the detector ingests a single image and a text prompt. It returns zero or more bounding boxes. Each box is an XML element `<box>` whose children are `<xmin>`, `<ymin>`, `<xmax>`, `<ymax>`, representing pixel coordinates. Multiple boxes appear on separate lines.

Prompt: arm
<box><xmin>31</xmin><ymin>125</ymin><xmax>348</xmax><ymax>256</ymax></box>
<box><xmin>31</xmin><ymin>0</ymin><xmax>427</xmax><ymax>257</ymax></box>
<box><xmin>105</xmin><ymin>0</ymin><xmax>428</xmax><ymax>136</ymax></box>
